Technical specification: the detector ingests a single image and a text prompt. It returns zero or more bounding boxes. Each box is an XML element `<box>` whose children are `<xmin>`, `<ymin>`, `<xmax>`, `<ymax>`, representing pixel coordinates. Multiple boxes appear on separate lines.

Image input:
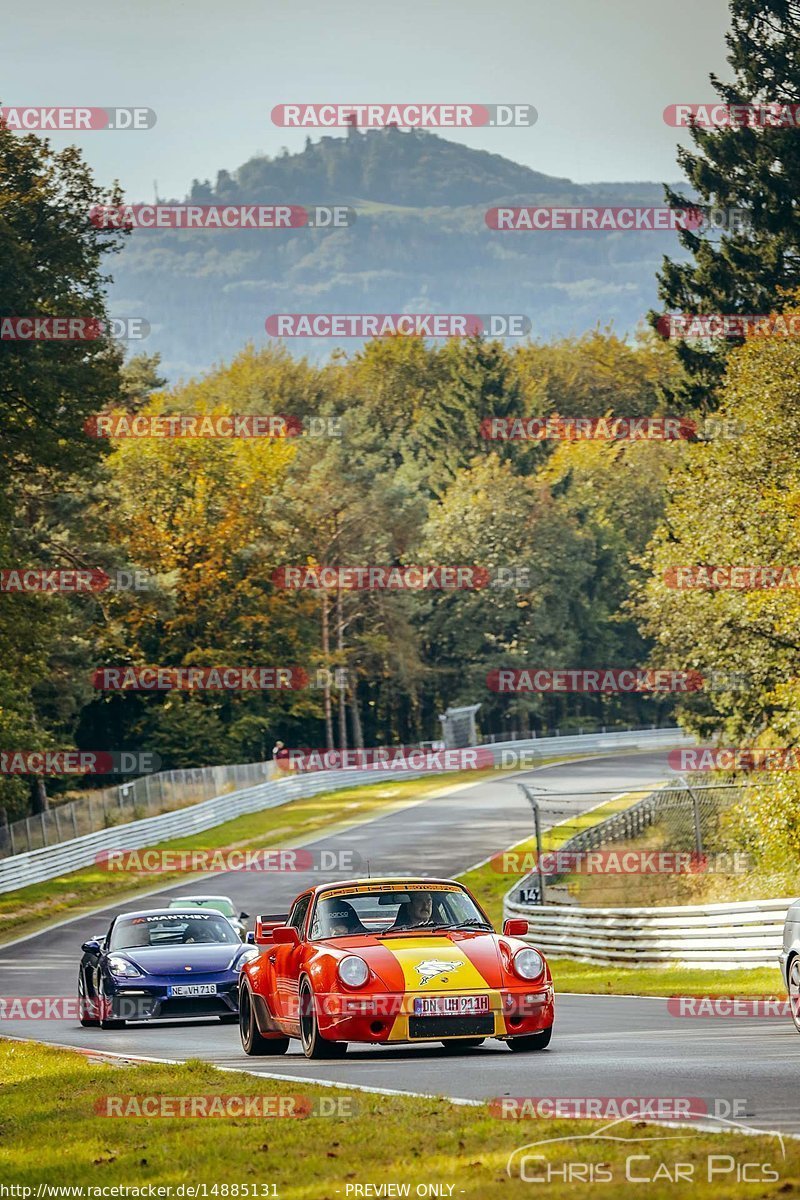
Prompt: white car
<box><xmin>779</xmin><ymin>898</ymin><xmax>800</xmax><ymax>1032</ymax></box>
<box><xmin>167</xmin><ymin>895</ymin><xmax>249</xmax><ymax>940</ymax></box>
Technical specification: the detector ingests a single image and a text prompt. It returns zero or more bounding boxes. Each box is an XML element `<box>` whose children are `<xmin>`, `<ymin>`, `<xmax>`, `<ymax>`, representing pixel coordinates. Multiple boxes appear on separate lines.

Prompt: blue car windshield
<box><xmin>109</xmin><ymin>912</ymin><xmax>240</xmax><ymax>950</ymax></box>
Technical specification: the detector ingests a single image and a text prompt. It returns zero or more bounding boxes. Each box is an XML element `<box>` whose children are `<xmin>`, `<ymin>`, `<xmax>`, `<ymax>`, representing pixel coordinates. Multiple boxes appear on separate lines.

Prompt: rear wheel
<box><xmin>240</xmin><ymin>984</ymin><xmax>289</xmax><ymax>1056</ymax></box>
<box><xmin>299</xmin><ymin>979</ymin><xmax>347</xmax><ymax>1059</ymax></box>
<box><xmin>441</xmin><ymin>1038</ymin><xmax>484</xmax><ymax>1051</ymax></box>
<box><xmin>507</xmin><ymin>1025</ymin><xmax>552</xmax><ymax>1052</ymax></box>
<box><xmin>789</xmin><ymin>958</ymin><xmax>800</xmax><ymax>1033</ymax></box>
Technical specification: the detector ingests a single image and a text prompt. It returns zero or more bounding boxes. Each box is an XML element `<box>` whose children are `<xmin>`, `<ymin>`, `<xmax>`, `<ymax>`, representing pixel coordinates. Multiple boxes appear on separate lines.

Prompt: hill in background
<box><xmin>109</xmin><ymin>127</ymin><xmax>686</xmax><ymax>377</ymax></box>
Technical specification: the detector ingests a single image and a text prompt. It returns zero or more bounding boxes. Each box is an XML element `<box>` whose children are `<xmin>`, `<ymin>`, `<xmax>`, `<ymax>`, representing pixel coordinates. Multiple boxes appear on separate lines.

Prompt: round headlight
<box><xmin>337</xmin><ymin>955</ymin><xmax>369</xmax><ymax>987</ymax></box>
<box><xmin>512</xmin><ymin>948</ymin><xmax>544</xmax><ymax>981</ymax></box>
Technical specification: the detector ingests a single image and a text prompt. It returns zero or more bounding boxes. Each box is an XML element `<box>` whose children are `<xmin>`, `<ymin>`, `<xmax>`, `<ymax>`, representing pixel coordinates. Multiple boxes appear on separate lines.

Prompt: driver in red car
<box><xmin>391</xmin><ymin>891</ymin><xmax>433</xmax><ymax>929</ymax></box>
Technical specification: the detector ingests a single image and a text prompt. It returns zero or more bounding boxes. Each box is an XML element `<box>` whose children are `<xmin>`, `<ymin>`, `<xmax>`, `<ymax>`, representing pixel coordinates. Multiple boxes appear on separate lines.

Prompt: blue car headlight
<box><xmin>233</xmin><ymin>948</ymin><xmax>260</xmax><ymax>973</ymax></box>
<box><xmin>107</xmin><ymin>955</ymin><xmax>143</xmax><ymax>978</ymax></box>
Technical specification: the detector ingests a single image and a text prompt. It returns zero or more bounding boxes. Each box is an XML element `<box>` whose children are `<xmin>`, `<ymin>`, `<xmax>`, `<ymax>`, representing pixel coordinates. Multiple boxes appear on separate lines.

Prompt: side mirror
<box><xmin>239</xmin><ymin>911</ymin><xmax>249</xmax><ymax>921</ymax></box>
<box><xmin>272</xmin><ymin>925</ymin><xmax>300</xmax><ymax>946</ymax></box>
<box><xmin>503</xmin><ymin>918</ymin><xmax>529</xmax><ymax>938</ymax></box>
<box><xmin>245</xmin><ymin>931</ymin><xmax>256</xmax><ymax>944</ymax></box>
<box><xmin>81</xmin><ymin>938</ymin><xmax>102</xmax><ymax>954</ymax></box>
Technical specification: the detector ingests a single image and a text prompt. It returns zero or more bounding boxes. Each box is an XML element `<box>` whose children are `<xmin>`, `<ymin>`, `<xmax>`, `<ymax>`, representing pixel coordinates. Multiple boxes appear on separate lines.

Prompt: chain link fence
<box><xmin>0</xmin><ymin>760</ymin><xmax>276</xmax><ymax>859</ymax></box>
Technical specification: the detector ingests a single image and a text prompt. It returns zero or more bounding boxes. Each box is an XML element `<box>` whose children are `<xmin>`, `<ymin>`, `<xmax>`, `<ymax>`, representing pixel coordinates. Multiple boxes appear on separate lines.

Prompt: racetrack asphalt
<box><xmin>1</xmin><ymin>750</ymin><xmax>798</xmax><ymax>1137</ymax></box>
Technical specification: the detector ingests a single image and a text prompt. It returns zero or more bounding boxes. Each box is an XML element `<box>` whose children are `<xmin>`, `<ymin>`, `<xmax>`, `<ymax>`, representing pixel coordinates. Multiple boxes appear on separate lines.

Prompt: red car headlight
<box><xmin>337</xmin><ymin>955</ymin><xmax>370</xmax><ymax>987</ymax></box>
<box><xmin>512</xmin><ymin>948</ymin><xmax>545</xmax><ymax>981</ymax></box>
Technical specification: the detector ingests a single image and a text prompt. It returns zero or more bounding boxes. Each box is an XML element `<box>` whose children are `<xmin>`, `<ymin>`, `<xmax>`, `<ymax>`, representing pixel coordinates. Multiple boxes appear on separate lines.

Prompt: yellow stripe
<box><xmin>385</xmin><ymin>936</ymin><xmax>489</xmax><ymax>991</ymax></box>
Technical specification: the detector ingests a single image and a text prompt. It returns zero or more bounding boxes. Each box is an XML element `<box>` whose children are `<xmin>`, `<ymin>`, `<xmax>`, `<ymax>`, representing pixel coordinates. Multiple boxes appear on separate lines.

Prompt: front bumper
<box><xmin>314</xmin><ymin>985</ymin><xmax>554</xmax><ymax>1043</ymax></box>
<box><xmin>105</xmin><ymin>975</ymin><xmax>239</xmax><ymax>1021</ymax></box>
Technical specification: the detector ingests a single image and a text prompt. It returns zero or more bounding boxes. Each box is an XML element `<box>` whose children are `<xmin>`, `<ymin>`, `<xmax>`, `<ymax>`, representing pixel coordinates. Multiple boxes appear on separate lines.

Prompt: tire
<box><xmin>219</xmin><ymin>1013</ymin><xmax>239</xmax><ymax>1024</ymax></box>
<box><xmin>441</xmin><ymin>1038</ymin><xmax>484</xmax><ymax>1051</ymax></box>
<box><xmin>95</xmin><ymin>983</ymin><xmax>125</xmax><ymax>1030</ymax></box>
<box><xmin>78</xmin><ymin>974</ymin><xmax>99</xmax><ymax>1027</ymax></box>
<box><xmin>788</xmin><ymin>958</ymin><xmax>800</xmax><ymax>1033</ymax></box>
<box><xmin>507</xmin><ymin>1025</ymin><xmax>552</xmax><ymax>1052</ymax></box>
<box><xmin>240</xmin><ymin>984</ymin><xmax>289</xmax><ymax>1056</ymax></box>
<box><xmin>299</xmin><ymin>979</ymin><xmax>347</xmax><ymax>1059</ymax></box>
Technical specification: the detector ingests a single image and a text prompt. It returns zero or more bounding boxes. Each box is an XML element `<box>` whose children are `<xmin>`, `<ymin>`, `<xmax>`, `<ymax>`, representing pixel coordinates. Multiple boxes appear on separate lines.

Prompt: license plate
<box><xmin>413</xmin><ymin>995</ymin><xmax>489</xmax><ymax>1016</ymax></box>
<box><xmin>167</xmin><ymin>983</ymin><xmax>218</xmax><ymax>997</ymax></box>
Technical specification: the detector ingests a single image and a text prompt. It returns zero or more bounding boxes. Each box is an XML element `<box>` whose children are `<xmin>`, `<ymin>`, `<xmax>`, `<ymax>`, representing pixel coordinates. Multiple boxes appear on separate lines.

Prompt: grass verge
<box><xmin>1</xmin><ymin>1039</ymin><xmax>796</xmax><ymax>1197</ymax></box>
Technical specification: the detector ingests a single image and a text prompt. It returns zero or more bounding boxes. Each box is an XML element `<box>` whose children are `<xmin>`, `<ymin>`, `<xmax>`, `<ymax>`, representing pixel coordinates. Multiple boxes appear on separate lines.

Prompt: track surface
<box><xmin>2</xmin><ymin>751</ymin><xmax>798</xmax><ymax>1136</ymax></box>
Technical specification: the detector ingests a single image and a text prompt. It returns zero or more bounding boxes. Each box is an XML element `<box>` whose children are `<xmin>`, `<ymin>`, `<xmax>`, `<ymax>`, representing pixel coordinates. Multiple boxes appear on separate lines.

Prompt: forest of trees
<box><xmin>2</xmin><ymin>0</ymin><xmax>800</xmax><ymax>875</ymax></box>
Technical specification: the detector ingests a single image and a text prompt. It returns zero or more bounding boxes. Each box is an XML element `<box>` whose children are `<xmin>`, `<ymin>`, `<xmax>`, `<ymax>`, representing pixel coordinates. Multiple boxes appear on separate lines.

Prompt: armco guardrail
<box><xmin>0</xmin><ymin>726</ymin><xmax>690</xmax><ymax>895</ymax></box>
<box><xmin>504</xmin><ymin>895</ymin><xmax>796</xmax><ymax>969</ymax></box>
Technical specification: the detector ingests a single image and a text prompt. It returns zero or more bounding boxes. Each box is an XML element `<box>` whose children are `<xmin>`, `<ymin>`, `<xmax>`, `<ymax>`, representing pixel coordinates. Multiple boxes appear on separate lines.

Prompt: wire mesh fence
<box><xmin>0</xmin><ymin>760</ymin><xmax>276</xmax><ymax>859</ymax></box>
<box><xmin>513</xmin><ymin>778</ymin><xmax>746</xmax><ymax>905</ymax></box>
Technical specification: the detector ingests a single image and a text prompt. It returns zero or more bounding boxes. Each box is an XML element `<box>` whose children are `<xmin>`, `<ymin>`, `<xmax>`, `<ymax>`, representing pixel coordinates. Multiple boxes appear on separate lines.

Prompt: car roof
<box><xmin>168</xmin><ymin>895</ymin><xmax>233</xmax><ymax>901</ymax></box>
<box><xmin>116</xmin><ymin>907</ymin><xmax>228</xmax><ymax>918</ymax></box>
<box><xmin>311</xmin><ymin>877</ymin><xmax>462</xmax><ymax>896</ymax></box>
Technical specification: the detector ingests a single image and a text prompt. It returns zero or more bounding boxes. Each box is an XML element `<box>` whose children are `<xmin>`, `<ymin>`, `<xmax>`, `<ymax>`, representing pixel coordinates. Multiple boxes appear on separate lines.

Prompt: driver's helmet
<box><xmin>320</xmin><ymin>899</ymin><xmax>363</xmax><ymax>937</ymax></box>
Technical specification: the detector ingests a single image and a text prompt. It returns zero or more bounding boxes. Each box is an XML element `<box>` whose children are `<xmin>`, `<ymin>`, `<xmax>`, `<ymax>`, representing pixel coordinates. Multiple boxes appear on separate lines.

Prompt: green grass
<box><xmin>548</xmin><ymin>959</ymin><xmax>785</xmax><ymax>996</ymax></box>
<box><xmin>1</xmin><ymin>1039</ymin><xmax>797</xmax><ymax>1197</ymax></box>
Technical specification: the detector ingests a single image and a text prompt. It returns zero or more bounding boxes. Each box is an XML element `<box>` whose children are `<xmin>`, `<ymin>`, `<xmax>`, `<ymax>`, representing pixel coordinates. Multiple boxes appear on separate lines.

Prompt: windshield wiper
<box><xmin>428</xmin><ymin>920</ymin><xmax>493</xmax><ymax>932</ymax></box>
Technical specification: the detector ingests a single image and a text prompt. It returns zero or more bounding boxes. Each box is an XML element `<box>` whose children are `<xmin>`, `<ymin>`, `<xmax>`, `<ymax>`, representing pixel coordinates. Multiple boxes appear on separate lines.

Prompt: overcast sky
<box><xmin>7</xmin><ymin>0</ymin><xmax>732</xmax><ymax>200</ymax></box>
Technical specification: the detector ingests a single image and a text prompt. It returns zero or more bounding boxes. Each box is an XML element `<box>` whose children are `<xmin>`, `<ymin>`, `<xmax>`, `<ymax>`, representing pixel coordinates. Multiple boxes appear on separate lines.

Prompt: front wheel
<box><xmin>78</xmin><ymin>974</ymin><xmax>99</xmax><ymax>1027</ymax></box>
<box><xmin>299</xmin><ymin>980</ymin><xmax>347</xmax><ymax>1059</ymax></box>
<box><xmin>507</xmin><ymin>1025</ymin><xmax>552</xmax><ymax>1052</ymax></box>
<box><xmin>788</xmin><ymin>959</ymin><xmax>800</xmax><ymax>1033</ymax></box>
<box><xmin>240</xmin><ymin>984</ymin><xmax>289</xmax><ymax>1056</ymax></box>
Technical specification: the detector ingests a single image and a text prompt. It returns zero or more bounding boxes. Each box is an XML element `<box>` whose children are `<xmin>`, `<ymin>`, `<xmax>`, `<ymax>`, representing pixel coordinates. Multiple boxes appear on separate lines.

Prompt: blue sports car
<box><xmin>78</xmin><ymin>908</ymin><xmax>259</xmax><ymax>1028</ymax></box>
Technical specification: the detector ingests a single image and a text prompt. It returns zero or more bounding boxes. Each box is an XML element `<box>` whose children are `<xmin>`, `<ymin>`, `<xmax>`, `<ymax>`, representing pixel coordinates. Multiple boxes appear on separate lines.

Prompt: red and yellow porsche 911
<box><xmin>238</xmin><ymin>877</ymin><xmax>554</xmax><ymax>1058</ymax></box>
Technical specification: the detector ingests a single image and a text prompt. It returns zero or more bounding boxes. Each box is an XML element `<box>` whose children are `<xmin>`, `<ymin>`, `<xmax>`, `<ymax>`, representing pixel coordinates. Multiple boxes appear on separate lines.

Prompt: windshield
<box><xmin>110</xmin><ymin>912</ymin><xmax>241</xmax><ymax>950</ymax></box>
<box><xmin>309</xmin><ymin>886</ymin><xmax>491</xmax><ymax>939</ymax></box>
<box><xmin>169</xmin><ymin>897</ymin><xmax>236</xmax><ymax>917</ymax></box>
